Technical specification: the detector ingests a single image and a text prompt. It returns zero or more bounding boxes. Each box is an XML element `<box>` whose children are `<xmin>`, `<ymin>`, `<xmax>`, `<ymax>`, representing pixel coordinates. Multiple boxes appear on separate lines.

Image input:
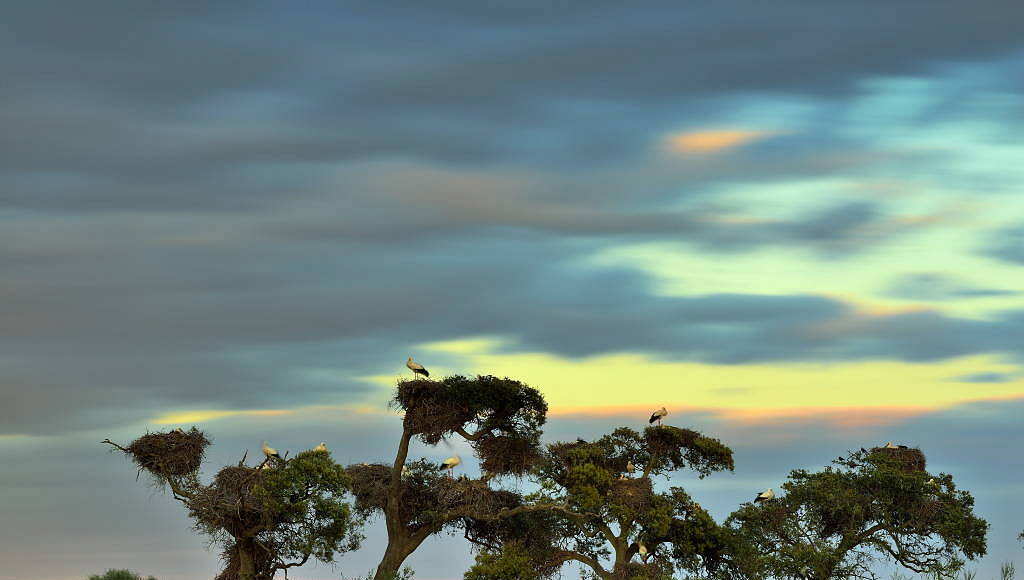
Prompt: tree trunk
<box><xmin>373</xmin><ymin>536</ymin><xmax>417</xmax><ymax>580</ymax></box>
<box><xmin>236</xmin><ymin>541</ymin><xmax>256</xmax><ymax>580</ymax></box>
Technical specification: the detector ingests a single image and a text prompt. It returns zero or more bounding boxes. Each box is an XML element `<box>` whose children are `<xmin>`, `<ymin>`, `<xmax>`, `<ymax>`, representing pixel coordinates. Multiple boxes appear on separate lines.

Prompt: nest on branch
<box><xmin>869</xmin><ymin>446</ymin><xmax>927</xmax><ymax>473</ymax></box>
<box><xmin>477</xmin><ymin>434</ymin><xmax>541</xmax><ymax>477</ymax></box>
<box><xmin>124</xmin><ymin>427</ymin><xmax>210</xmax><ymax>478</ymax></box>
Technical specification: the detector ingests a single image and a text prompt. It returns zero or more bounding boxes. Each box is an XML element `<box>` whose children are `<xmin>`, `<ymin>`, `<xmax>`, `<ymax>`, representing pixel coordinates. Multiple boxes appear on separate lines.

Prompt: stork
<box><xmin>440</xmin><ymin>454</ymin><xmax>461</xmax><ymax>477</ymax></box>
<box><xmin>313</xmin><ymin>442</ymin><xmax>328</xmax><ymax>453</ymax></box>
<box><xmin>626</xmin><ymin>460</ymin><xmax>635</xmax><ymax>475</ymax></box>
<box><xmin>406</xmin><ymin>356</ymin><xmax>429</xmax><ymax>379</ymax></box>
<box><xmin>262</xmin><ymin>441</ymin><xmax>281</xmax><ymax>462</ymax></box>
<box><xmin>649</xmin><ymin>406</ymin><xmax>668</xmax><ymax>426</ymax></box>
<box><xmin>754</xmin><ymin>488</ymin><xmax>775</xmax><ymax>503</ymax></box>
<box><xmin>638</xmin><ymin>541</ymin><xmax>649</xmax><ymax>563</ymax></box>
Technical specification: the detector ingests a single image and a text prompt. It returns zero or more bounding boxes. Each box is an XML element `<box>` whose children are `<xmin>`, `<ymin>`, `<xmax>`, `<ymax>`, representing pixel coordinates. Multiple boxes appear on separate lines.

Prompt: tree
<box><xmin>104</xmin><ymin>428</ymin><xmax>362</xmax><ymax>580</ymax></box>
<box><xmin>87</xmin><ymin>570</ymin><xmax>156</xmax><ymax>580</ymax></box>
<box><xmin>466</xmin><ymin>425</ymin><xmax>735</xmax><ymax>579</ymax></box>
<box><xmin>724</xmin><ymin>447</ymin><xmax>988</xmax><ymax>580</ymax></box>
<box><xmin>348</xmin><ymin>375</ymin><xmax>548</xmax><ymax>580</ymax></box>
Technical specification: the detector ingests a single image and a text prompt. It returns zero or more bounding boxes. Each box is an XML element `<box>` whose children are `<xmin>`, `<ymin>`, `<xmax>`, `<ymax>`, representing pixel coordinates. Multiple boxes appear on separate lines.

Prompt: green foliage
<box><xmin>87</xmin><ymin>570</ymin><xmax>156</xmax><ymax>580</ymax></box>
<box><xmin>478</xmin><ymin>426</ymin><xmax>734</xmax><ymax>579</ymax></box>
<box><xmin>725</xmin><ymin>448</ymin><xmax>989</xmax><ymax>579</ymax></box>
<box><xmin>252</xmin><ymin>449</ymin><xmax>363</xmax><ymax>565</ymax></box>
<box><xmin>464</xmin><ymin>543</ymin><xmax>545</xmax><ymax>580</ymax></box>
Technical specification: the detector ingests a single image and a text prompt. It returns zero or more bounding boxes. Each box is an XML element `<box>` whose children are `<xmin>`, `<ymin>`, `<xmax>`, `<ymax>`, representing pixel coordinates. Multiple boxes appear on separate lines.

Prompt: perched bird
<box><xmin>406</xmin><ymin>356</ymin><xmax>429</xmax><ymax>379</ymax></box>
<box><xmin>884</xmin><ymin>441</ymin><xmax>898</xmax><ymax>449</ymax></box>
<box><xmin>440</xmin><ymin>454</ymin><xmax>461</xmax><ymax>476</ymax></box>
<box><xmin>638</xmin><ymin>541</ymin><xmax>648</xmax><ymax>562</ymax></box>
<box><xmin>649</xmin><ymin>407</ymin><xmax>668</xmax><ymax>426</ymax></box>
<box><xmin>313</xmin><ymin>442</ymin><xmax>328</xmax><ymax>453</ymax></box>
<box><xmin>926</xmin><ymin>478</ymin><xmax>938</xmax><ymax>487</ymax></box>
<box><xmin>173</xmin><ymin>427</ymin><xmax>185</xmax><ymax>434</ymax></box>
<box><xmin>754</xmin><ymin>488</ymin><xmax>775</xmax><ymax>503</ymax></box>
<box><xmin>626</xmin><ymin>461</ymin><xmax>635</xmax><ymax>475</ymax></box>
<box><xmin>262</xmin><ymin>441</ymin><xmax>281</xmax><ymax>460</ymax></box>
<box><xmin>618</xmin><ymin>473</ymin><xmax>628</xmax><ymax>480</ymax></box>
<box><xmin>259</xmin><ymin>462</ymin><xmax>274</xmax><ymax>470</ymax></box>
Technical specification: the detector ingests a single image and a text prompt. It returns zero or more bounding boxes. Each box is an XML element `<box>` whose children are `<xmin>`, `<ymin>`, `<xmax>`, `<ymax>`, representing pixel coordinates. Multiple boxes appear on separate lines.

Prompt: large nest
<box><xmin>396</xmin><ymin>379</ymin><xmax>474</xmax><ymax>443</ymax></box>
<box><xmin>477</xmin><ymin>435</ymin><xmax>541</xmax><ymax>477</ymax></box>
<box><xmin>190</xmin><ymin>466</ymin><xmax>269</xmax><ymax>536</ymax></box>
<box><xmin>345</xmin><ymin>463</ymin><xmax>394</xmax><ymax>515</ymax></box>
<box><xmin>435</xmin><ymin>477</ymin><xmax>521</xmax><ymax>519</ymax></box>
<box><xmin>126</xmin><ymin>427</ymin><xmax>210</xmax><ymax>478</ymax></box>
<box><xmin>346</xmin><ymin>462</ymin><xmax>521</xmax><ymax>530</ymax></box>
<box><xmin>608</xmin><ymin>477</ymin><xmax>655</xmax><ymax>512</ymax></box>
<box><xmin>393</xmin><ymin>375</ymin><xmax>547</xmax><ymax>446</ymax></box>
<box><xmin>869</xmin><ymin>446</ymin><xmax>927</xmax><ymax>473</ymax></box>
<box><xmin>645</xmin><ymin>426</ymin><xmax>699</xmax><ymax>456</ymax></box>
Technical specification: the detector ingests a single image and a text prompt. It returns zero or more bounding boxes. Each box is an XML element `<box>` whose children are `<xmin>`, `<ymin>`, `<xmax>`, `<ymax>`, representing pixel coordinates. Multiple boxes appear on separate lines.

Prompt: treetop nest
<box><xmin>393</xmin><ymin>375</ymin><xmax>547</xmax><ymax>446</ymax></box>
<box><xmin>868</xmin><ymin>446</ymin><xmax>927</xmax><ymax>473</ymax></box>
<box><xmin>477</xmin><ymin>434</ymin><xmax>541</xmax><ymax>477</ymax></box>
<box><xmin>125</xmin><ymin>427</ymin><xmax>210</xmax><ymax>478</ymax></box>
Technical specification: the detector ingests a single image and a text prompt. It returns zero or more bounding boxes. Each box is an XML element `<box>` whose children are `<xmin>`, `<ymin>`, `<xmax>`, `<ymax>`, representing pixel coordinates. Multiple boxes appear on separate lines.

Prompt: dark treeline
<box><xmin>105</xmin><ymin>374</ymin><xmax>991</xmax><ymax>580</ymax></box>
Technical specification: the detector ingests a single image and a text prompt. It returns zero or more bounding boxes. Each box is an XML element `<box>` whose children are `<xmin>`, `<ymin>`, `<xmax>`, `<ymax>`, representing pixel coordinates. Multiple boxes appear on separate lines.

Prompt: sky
<box><xmin>2</xmin><ymin>2</ymin><xmax>1024</xmax><ymax>578</ymax></box>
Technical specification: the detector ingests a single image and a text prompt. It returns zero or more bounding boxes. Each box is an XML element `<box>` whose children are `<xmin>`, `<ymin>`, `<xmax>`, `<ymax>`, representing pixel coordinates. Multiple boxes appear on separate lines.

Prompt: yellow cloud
<box><xmin>153</xmin><ymin>409</ymin><xmax>294</xmax><ymax>425</ymax></box>
<box><xmin>420</xmin><ymin>338</ymin><xmax>1024</xmax><ymax>418</ymax></box>
<box><xmin>663</xmin><ymin>129</ymin><xmax>775</xmax><ymax>154</ymax></box>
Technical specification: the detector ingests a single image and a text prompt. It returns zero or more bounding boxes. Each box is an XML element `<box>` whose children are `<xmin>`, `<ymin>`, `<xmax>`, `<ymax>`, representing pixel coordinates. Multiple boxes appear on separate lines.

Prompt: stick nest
<box><xmin>346</xmin><ymin>462</ymin><xmax>521</xmax><ymax>530</ymax></box>
<box><xmin>396</xmin><ymin>379</ymin><xmax>474</xmax><ymax>444</ymax></box>
<box><xmin>608</xmin><ymin>477</ymin><xmax>655</xmax><ymax>511</ymax></box>
<box><xmin>190</xmin><ymin>466</ymin><xmax>269</xmax><ymax>536</ymax></box>
<box><xmin>126</xmin><ymin>427</ymin><xmax>210</xmax><ymax>477</ymax></box>
<box><xmin>477</xmin><ymin>435</ymin><xmax>541</xmax><ymax>477</ymax></box>
<box><xmin>869</xmin><ymin>446</ymin><xmax>927</xmax><ymax>472</ymax></box>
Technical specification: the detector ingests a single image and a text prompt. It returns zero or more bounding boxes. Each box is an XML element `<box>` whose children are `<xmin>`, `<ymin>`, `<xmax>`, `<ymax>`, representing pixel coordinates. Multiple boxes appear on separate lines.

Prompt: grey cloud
<box><xmin>884</xmin><ymin>273</ymin><xmax>1019</xmax><ymax>301</ymax></box>
<box><xmin>983</xmin><ymin>225</ymin><xmax>1024</xmax><ymax>265</ymax></box>
<box><xmin>951</xmin><ymin>372</ymin><xmax>1015</xmax><ymax>383</ymax></box>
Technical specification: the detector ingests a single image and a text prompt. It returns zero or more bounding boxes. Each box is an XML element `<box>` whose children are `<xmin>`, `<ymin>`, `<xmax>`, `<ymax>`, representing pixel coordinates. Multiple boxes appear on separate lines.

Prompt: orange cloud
<box><xmin>663</xmin><ymin>129</ymin><xmax>774</xmax><ymax>154</ymax></box>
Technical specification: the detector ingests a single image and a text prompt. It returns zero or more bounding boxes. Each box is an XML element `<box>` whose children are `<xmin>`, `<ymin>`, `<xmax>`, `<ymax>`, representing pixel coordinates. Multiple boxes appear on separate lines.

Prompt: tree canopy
<box><xmin>724</xmin><ymin>447</ymin><xmax>988</xmax><ymax>580</ymax></box>
<box><xmin>465</xmin><ymin>425</ymin><xmax>735</xmax><ymax>579</ymax></box>
<box><xmin>353</xmin><ymin>375</ymin><xmax>548</xmax><ymax>580</ymax></box>
<box><xmin>105</xmin><ymin>430</ymin><xmax>362</xmax><ymax>580</ymax></box>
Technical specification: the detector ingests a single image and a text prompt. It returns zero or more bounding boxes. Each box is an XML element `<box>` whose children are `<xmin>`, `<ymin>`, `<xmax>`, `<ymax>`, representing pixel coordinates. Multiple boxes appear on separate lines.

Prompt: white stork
<box><xmin>440</xmin><ymin>454</ymin><xmax>461</xmax><ymax>477</ymax></box>
<box><xmin>754</xmin><ymin>488</ymin><xmax>775</xmax><ymax>503</ymax></box>
<box><xmin>262</xmin><ymin>441</ymin><xmax>281</xmax><ymax>461</ymax></box>
<box><xmin>638</xmin><ymin>541</ymin><xmax>649</xmax><ymax>562</ymax></box>
<box><xmin>626</xmin><ymin>460</ymin><xmax>636</xmax><ymax>475</ymax></box>
<box><xmin>406</xmin><ymin>356</ymin><xmax>429</xmax><ymax>379</ymax></box>
<box><xmin>313</xmin><ymin>442</ymin><xmax>328</xmax><ymax>453</ymax></box>
<box><xmin>649</xmin><ymin>407</ymin><xmax>668</xmax><ymax>426</ymax></box>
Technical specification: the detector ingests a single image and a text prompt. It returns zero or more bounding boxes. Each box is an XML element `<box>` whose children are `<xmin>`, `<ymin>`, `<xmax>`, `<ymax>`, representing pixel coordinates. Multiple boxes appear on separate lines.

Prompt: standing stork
<box><xmin>406</xmin><ymin>356</ymin><xmax>430</xmax><ymax>379</ymax></box>
<box><xmin>262</xmin><ymin>441</ymin><xmax>282</xmax><ymax>462</ymax></box>
<box><xmin>626</xmin><ymin>460</ymin><xmax>635</xmax><ymax>476</ymax></box>
<box><xmin>754</xmin><ymin>488</ymin><xmax>775</xmax><ymax>503</ymax></box>
<box><xmin>313</xmin><ymin>442</ymin><xmax>328</xmax><ymax>453</ymax></box>
<box><xmin>638</xmin><ymin>541</ymin><xmax>649</xmax><ymax>563</ymax></box>
<box><xmin>649</xmin><ymin>406</ymin><xmax>668</xmax><ymax>426</ymax></box>
<box><xmin>440</xmin><ymin>454</ymin><xmax>461</xmax><ymax>477</ymax></box>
